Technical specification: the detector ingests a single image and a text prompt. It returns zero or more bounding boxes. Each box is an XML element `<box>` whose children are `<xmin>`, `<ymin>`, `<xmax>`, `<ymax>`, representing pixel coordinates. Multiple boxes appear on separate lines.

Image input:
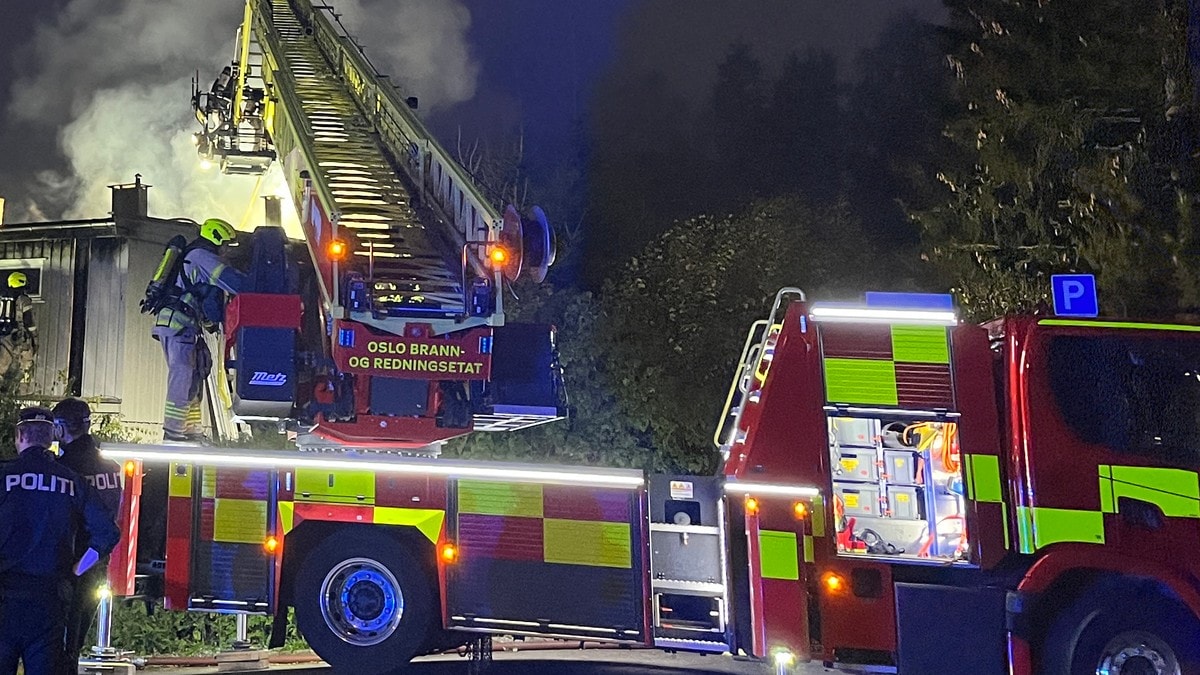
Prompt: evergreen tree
<box><xmin>709</xmin><ymin>42</ymin><xmax>772</xmax><ymax>209</ymax></box>
<box><xmin>768</xmin><ymin>49</ymin><xmax>843</xmax><ymax>202</ymax></box>
<box><xmin>914</xmin><ymin>0</ymin><xmax>1199</xmax><ymax>320</ymax></box>
<box><xmin>583</xmin><ymin>69</ymin><xmax>708</xmax><ymax>287</ymax></box>
<box><xmin>845</xmin><ymin>12</ymin><xmax>951</xmax><ymax>246</ymax></box>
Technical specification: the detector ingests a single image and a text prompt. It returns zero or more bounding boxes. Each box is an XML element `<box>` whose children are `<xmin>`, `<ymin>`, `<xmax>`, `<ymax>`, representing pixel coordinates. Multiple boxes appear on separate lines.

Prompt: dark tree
<box><xmin>914</xmin><ymin>0</ymin><xmax>1200</xmax><ymax>319</ymax></box>
<box><xmin>708</xmin><ymin>42</ymin><xmax>772</xmax><ymax>208</ymax></box>
<box><xmin>767</xmin><ymin>49</ymin><xmax>843</xmax><ymax>202</ymax></box>
<box><xmin>845</xmin><ymin>12</ymin><xmax>952</xmax><ymax>246</ymax></box>
<box><xmin>599</xmin><ymin>196</ymin><xmax>883</xmax><ymax>470</ymax></box>
<box><xmin>583</xmin><ymin>70</ymin><xmax>709</xmax><ymax>286</ymax></box>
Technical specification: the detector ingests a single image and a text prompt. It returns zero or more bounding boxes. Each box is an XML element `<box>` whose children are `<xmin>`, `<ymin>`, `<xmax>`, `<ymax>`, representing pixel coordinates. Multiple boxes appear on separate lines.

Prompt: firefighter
<box><xmin>0</xmin><ymin>272</ymin><xmax>36</xmax><ymax>384</ymax></box>
<box><xmin>52</xmin><ymin>398</ymin><xmax>122</xmax><ymax>663</ymax></box>
<box><xmin>152</xmin><ymin>218</ymin><xmax>245</xmax><ymax>442</ymax></box>
<box><xmin>0</xmin><ymin>407</ymin><xmax>120</xmax><ymax>675</ymax></box>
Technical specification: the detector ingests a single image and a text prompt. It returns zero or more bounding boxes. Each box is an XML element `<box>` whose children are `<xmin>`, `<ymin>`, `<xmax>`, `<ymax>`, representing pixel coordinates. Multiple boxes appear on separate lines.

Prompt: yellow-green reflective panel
<box><xmin>1031</xmin><ymin>507</ymin><xmax>1104</xmax><ymax>548</ymax></box>
<box><xmin>759</xmin><ymin>530</ymin><xmax>800</xmax><ymax>581</ymax></box>
<box><xmin>811</xmin><ymin>494</ymin><xmax>826</xmax><ymax>538</ymax></box>
<box><xmin>891</xmin><ymin>325</ymin><xmax>950</xmax><ymax>364</ymax></box>
<box><xmin>1110</xmin><ymin>466</ymin><xmax>1199</xmax><ymax>499</ymax></box>
<box><xmin>295</xmin><ymin>468</ymin><xmax>376</xmax><ymax>503</ymax></box>
<box><xmin>1110</xmin><ymin>481</ymin><xmax>1200</xmax><ymax>519</ymax></box>
<box><xmin>374</xmin><ymin>507</ymin><xmax>446</xmax><ymax>543</ymax></box>
<box><xmin>458</xmin><ymin>480</ymin><xmax>543</xmax><ymax>517</ymax></box>
<box><xmin>823</xmin><ymin>358</ymin><xmax>897</xmax><ymax>406</ymax></box>
<box><xmin>543</xmin><ymin>520</ymin><xmax>631</xmax><ymax>569</ymax></box>
<box><xmin>968</xmin><ymin>454</ymin><xmax>1003</xmax><ymax>503</ymax></box>
<box><xmin>1039</xmin><ymin>319</ymin><xmax>1200</xmax><ymax>333</ymax></box>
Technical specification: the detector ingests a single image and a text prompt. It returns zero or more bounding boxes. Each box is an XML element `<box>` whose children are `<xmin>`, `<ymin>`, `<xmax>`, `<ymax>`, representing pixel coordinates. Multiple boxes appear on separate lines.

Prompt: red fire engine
<box><xmin>105</xmin><ymin>286</ymin><xmax>1200</xmax><ymax>674</ymax></box>
<box><xmin>713</xmin><ymin>288</ymin><xmax>1200</xmax><ymax>674</ymax></box>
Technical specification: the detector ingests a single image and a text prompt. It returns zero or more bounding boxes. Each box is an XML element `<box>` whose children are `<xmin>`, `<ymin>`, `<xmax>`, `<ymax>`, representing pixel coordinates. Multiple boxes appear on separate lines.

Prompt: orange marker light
<box><xmin>489</xmin><ymin>247</ymin><xmax>507</xmax><ymax>266</ymax></box>
<box><xmin>745</xmin><ymin>497</ymin><xmax>759</xmax><ymax>514</ymax></box>
<box><xmin>327</xmin><ymin>239</ymin><xmax>348</xmax><ymax>261</ymax></box>
<box><xmin>793</xmin><ymin>501</ymin><xmax>808</xmax><ymax>520</ymax></box>
<box><xmin>264</xmin><ymin>536</ymin><xmax>279</xmax><ymax>554</ymax></box>
<box><xmin>440</xmin><ymin>543</ymin><xmax>458</xmax><ymax>564</ymax></box>
<box><xmin>124</xmin><ymin>461</ymin><xmax>137</xmax><ymax>477</ymax></box>
<box><xmin>821</xmin><ymin>571</ymin><xmax>847</xmax><ymax>594</ymax></box>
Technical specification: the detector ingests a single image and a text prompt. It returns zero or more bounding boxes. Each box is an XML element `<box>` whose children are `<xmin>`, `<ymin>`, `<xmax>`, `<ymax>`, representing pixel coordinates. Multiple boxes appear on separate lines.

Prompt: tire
<box><xmin>1040</xmin><ymin>580</ymin><xmax>1200</xmax><ymax>675</ymax></box>
<box><xmin>293</xmin><ymin>527</ymin><xmax>435</xmax><ymax>674</ymax></box>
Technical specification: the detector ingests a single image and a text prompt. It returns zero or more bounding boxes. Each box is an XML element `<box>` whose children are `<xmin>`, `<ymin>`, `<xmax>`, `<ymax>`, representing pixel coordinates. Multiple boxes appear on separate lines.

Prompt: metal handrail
<box><xmin>716</xmin><ymin>288</ymin><xmax>807</xmax><ymax>458</ymax></box>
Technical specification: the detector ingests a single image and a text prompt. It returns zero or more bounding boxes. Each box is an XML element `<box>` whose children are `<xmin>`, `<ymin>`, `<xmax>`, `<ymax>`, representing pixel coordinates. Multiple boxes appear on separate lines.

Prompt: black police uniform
<box><xmin>57</xmin><ymin>434</ymin><xmax>122</xmax><ymax>662</ymax></box>
<box><xmin>0</xmin><ymin>446</ymin><xmax>120</xmax><ymax>675</ymax></box>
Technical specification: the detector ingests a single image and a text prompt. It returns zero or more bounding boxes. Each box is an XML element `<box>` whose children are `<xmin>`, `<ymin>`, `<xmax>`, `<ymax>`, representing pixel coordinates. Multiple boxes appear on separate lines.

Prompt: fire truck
<box><xmin>107</xmin><ymin>281</ymin><xmax>1200</xmax><ymax>674</ymax></box>
<box><xmin>95</xmin><ymin>1</ymin><xmax>1200</xmax><ymax>674</ymax></box>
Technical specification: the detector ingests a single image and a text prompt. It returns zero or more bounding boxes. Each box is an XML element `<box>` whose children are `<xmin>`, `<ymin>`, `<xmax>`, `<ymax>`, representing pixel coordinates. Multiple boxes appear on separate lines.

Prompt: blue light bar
<box><xmin>865</xmin><ymin>292</ymin><xmax>955</xmax><ymax>311</ymax></box>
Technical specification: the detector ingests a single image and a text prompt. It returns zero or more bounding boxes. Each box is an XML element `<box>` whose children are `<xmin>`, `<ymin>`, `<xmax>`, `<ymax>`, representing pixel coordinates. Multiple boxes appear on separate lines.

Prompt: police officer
<box><xmin>152</xmin><ymin>218</ymin><xmax>245</xmax><ymax>441</ymax></box>
<box><xmin>52</xmin><ymin>398</ymin><xmax>122</xmax><ymax>664</ymax></box>
<box><xmin>0</xmin><ymin>407</ymin><xmax>119</xmax><ymax>675</ymax></box>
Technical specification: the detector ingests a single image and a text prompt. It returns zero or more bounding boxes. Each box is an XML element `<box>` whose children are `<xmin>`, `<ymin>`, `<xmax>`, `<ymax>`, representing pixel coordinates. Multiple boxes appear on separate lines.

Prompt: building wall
<box><xmin>0</xmin><ymin>218</ymin><xmax>195</xmax><ymax>439</ymax></box>
<box><xmin>81</xmin><ymin>237</ymin><xmax>127</xmax><ymax>406</ymax></box>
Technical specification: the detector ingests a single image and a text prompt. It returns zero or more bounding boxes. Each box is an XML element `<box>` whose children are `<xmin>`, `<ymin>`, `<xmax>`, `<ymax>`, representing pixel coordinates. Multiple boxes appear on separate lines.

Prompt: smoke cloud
<box><xmin>333</xmin><ymin>0</ymin><xmax>479</xmax><ymax>107</ymax></box>
<box><xmin>4</xmin><ymin>0</ymin><xmax>479</xmax><ymax>229</ymax></box>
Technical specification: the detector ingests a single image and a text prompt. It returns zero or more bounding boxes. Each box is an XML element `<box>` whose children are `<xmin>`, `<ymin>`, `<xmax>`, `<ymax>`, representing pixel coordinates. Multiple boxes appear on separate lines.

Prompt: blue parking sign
<box><xmin>1051</xmin><ymin>274</ymin><xmax>1098</xmax><ymax>317</ymax></box>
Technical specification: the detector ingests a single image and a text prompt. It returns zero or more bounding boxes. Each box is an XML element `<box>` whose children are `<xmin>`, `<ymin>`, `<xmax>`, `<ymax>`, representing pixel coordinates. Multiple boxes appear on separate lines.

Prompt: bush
<box><xmin>104</xmin><ymin>602</ymin><xmax>307</xmax><ymax>656</ymax></box>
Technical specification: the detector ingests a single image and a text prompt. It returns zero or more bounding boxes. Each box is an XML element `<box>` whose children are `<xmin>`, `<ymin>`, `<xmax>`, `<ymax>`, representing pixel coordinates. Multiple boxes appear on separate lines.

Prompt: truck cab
<box><xmin>719</xmin><ymin>290</ymin><xmax>1200</xmax><ymax>674</ymax></box>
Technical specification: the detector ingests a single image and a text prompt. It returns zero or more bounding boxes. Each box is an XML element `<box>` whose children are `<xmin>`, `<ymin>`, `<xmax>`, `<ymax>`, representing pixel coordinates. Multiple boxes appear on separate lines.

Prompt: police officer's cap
<box><xmin>52</xmin><ymin>398</ymin><xmax>91</xmax><ymax>427</ymax></box>
<box><xmin>17</xmin><ymin>406</ymin><xmax>54</xmax><ymax>426</ymax></box>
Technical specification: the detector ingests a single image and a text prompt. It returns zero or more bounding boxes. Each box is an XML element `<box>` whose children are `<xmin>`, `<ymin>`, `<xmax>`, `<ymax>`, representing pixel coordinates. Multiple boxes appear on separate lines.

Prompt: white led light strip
<box><xmin>810</xmin><ymin>305</ymin><xmax>957</xmax><ymax>326</ymax></box>
<box><xmin>723</xmin><ymin>481</ymin><xmax>820</xmax><ymax>498</ymax></box>
<box><xmin>100</xmin><ymin>444</ymin><xmax>644</xmax><ymax>488</ymax></box>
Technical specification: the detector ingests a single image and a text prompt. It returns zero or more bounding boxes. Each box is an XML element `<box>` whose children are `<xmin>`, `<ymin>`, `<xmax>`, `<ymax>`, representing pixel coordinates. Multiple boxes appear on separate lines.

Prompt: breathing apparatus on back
<box><xmin>140</xmin><ymin>234</ymin><xmax>189</xmax><ymax>315</ymax></box>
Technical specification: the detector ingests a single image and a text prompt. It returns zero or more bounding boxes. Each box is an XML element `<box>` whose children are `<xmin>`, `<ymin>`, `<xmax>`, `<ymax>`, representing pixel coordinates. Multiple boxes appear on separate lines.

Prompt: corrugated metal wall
<box><xmin>80</xmin><ymin>237</ymin><xmax>127</xmax><ymax>406</ymax></box>
<box><xmin>0</xmin><ymin>218</ymin><xmax>195</xmax><ymax>436</ymax></box>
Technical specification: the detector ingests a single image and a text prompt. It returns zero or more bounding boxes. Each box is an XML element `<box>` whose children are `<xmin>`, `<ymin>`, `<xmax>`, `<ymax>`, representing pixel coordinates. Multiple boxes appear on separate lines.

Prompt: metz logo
<box><xmin>249</xmin><ymin>371</ymin><xmax>287</xmax><ymax>387</ymax></box>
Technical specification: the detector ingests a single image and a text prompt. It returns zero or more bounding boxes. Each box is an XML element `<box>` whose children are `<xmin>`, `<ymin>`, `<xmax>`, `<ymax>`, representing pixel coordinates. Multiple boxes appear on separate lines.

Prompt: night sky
<box><xmin>0</xmin><ymin>0</ymin><xmax>946</xmax><ymax>224</ymax></box>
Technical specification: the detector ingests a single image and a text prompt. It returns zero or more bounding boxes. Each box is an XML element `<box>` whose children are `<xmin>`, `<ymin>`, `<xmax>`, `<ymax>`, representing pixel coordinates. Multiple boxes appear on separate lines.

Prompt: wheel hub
<box><xmin>1097</xmin><ymin>631</ymin><xmax>1180</xmax><ymax>675</ymax></box>
<box><xmin>320</xmin><ymin>557</ymin><xmax>405</xmax><ymax>647</ymax></box>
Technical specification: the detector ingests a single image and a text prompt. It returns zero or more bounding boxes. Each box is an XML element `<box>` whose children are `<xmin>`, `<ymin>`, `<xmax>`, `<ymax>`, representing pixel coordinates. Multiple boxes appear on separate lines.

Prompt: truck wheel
<box><xmin>293</xmin><ymin>528</ymin><xmax>434</xmax><ymax>673</ymax></box>
<box><xmin>1040</xmin><ymin>582</ymin><xmax>1200</xmax><ymax>675</ymax></box>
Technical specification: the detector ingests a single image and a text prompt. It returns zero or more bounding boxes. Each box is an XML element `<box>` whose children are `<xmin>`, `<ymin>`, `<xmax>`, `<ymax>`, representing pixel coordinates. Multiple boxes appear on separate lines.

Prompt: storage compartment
<box><xmin>830</xmin><ymin>416</ymin><xmax>877</xmax><ymax>448</ymax></box>
<box><xmin>650</xmin><ymin>525</ymin><xmax>723</xmax><ymax>584</ymax></box>
<box><xmin>656</xmin><ymin>593</ymin><xmax>723</xmax><ymax>633</ymax></box>
<box><xmin>834</xmin><ymin>449</ymin><xmax>879</xmax><ymax>483</ymax></box>
<box><xmin>836</xmin><ymin>483</ymin><xmax>881</xmax><ymax>518</ymax></box>
<box><xmin>829</xmin><ymin>414</ymin><xmax>968</xmax><ymax>563</ymax></box>
<box><xmin>886</xmin><ymin>485</ymin><xmax>921</xmax><ymax>520</ymax></box>
<box><xmin>884</xmin><ymin>450</ymin><xmax>917</xmax><ymax>485</ymax></box>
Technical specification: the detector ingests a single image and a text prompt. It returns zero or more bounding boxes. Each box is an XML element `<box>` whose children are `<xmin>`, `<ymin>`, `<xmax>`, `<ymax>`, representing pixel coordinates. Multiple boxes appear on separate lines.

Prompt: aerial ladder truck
<box><xmin>99</xmin><ymin>2</ymin><xmax>1200</xmax><ymax>674</ymax></box>
<box><xmin>186</xmin><ymin>0</ymin><xmax>562</xmax><ymax>449</ymax></box>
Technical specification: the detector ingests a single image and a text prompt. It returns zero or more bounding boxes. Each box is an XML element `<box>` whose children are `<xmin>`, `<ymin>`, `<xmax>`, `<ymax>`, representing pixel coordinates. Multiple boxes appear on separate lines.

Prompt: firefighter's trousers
<box><xmin>152</xmin><ymin>327</ymin><xmax>203</xmax><ymax>435</ymax></box>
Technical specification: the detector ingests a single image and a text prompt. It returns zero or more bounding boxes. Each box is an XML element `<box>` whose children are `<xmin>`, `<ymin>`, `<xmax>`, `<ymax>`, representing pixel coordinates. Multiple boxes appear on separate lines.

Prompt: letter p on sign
<box><xmin>1051</xmin><ymin>274</ymin><xmax>1099</xmax><ymax>317</ymax></box>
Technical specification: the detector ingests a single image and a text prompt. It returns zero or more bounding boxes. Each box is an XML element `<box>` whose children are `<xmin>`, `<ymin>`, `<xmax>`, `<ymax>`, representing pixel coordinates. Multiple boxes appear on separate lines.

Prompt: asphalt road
<box><xmin>144</xmin><ymin>649</ymin><xmax>835</xmax><ymax>674</ymax></box>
